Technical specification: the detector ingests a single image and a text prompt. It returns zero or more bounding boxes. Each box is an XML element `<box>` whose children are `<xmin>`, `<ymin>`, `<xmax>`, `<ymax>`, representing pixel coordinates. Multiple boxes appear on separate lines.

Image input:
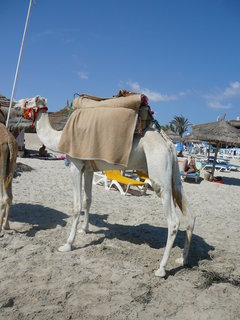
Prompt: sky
<box><xmin>1</xmin><ymin>0</ymin><xmax>240</xmax><ymax>127</ymax></box>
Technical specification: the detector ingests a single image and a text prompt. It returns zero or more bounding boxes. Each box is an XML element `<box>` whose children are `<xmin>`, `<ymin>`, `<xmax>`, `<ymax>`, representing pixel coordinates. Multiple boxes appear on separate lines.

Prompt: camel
<box><xmin>13</xmin><ymin>95</ymin><xmax>195</xmax><ymax>277</ymax></box>
<box><xmin>0</xmin><ymin>123</ymin><xmax>18</xmax><ymax>233</ymax></box>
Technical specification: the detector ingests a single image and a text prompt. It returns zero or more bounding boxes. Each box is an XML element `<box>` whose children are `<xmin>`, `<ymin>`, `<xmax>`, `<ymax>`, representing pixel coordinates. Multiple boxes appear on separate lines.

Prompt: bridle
<box><xmin>23</xmin><ymin>100</ymin><xmax>48</xmax><ymax>126</ymax></box>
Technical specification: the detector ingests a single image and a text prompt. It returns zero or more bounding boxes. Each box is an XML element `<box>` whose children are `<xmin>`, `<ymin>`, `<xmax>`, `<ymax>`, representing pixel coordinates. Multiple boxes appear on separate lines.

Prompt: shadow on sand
<box><xmin>183</xmin><ymin>177</ymin><xmax>204</xmax><ymax>184</ymax></box>
<box><xmin>222</xmin><ymin>176</ymin><xmax>240</xmax><ymax>186</ymax></box>
<box><xmin>10</xmin><ymin>203</ymin><xmax>68</xmax><ymax>237</ymax></box>
<box><xmin>78</xmin><ymin>213</ymin><xmax>215</xmax><ymax>270</ymax></box>
<box><xmin>9</xmin><ymin>204</ymin><xmax>214</xmax><ymax>275</ymax></box>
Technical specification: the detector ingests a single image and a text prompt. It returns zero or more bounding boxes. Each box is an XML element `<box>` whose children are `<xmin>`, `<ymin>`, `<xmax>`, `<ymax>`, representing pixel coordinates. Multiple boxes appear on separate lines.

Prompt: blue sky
<box><xmin>1</xmin><ymin>0</ymin><xmax>240</xmax><ymax>126</ymax></box>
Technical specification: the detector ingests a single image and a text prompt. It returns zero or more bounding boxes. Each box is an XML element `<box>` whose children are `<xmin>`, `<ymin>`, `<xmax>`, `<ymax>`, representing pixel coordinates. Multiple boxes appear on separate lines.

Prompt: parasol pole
<box><xmin>207</xmin><ymin>141</ymin><xmax>210</xmax><ymax>162</ymax></box>
<box><xmin>6</xmin><ymin>0</ymin><xmax>34</xmax><ymax>128</ymax></box>
<box><xmin>211</xmin><ymin>142</ymin><xmax>220</xmax><ymax>178</ymax></box>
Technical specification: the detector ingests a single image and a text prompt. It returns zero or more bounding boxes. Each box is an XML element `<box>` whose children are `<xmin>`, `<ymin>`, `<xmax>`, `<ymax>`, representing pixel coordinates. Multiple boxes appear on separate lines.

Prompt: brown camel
<box><xmin>0</xmin><ymin>123</ymin><xmax>18</xmax><ymax>232</ymax></box>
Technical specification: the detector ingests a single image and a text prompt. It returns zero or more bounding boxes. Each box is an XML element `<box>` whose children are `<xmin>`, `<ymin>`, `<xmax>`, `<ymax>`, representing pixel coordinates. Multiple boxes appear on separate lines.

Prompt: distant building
<box><xmin>228</xmin><ymin>119</ymin><xmax>240</xmax><ymax>129</ymax></box>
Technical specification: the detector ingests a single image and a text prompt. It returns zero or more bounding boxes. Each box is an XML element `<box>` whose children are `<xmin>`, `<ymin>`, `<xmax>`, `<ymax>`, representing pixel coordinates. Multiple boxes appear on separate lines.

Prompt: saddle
<box><xmin>72</xmin><ymin>90</ymin><xmax>154</xmax><ymax>135</ymax></box>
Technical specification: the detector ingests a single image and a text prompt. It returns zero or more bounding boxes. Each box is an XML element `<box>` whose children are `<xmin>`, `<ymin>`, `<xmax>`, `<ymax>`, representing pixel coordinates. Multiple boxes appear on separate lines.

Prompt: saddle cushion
<box><xmin>58</xmin><ymin>94</ymin><xmax>142</xmax><ymax>166</ymax></box>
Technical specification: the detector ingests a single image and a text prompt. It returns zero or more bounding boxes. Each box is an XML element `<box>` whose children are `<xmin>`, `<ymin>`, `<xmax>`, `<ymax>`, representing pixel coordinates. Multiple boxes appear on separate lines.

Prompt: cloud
<box><xmin>205</xmin><ymin>81</ymin><xmax>240</xmax><ymax>110</ymax></box>
<box><xmin>205</xmin><ymin>81</ymin><xmax>240</xmax><ymax>101</ymax></box>
<box><xmin>32</xmin><ymin>28</ymin><xmax>79</xmax><ymax>45</ymax></box>
<box><xmin>207</xmin><ymin>101</ymin><xmax>232</xmax><ymax>110</ymax></box>
<box><xmin>77</xmin><ymin>71</ymin><xmax>89</xmax><ymax>80</ymax></box>
<box><xmin>223</xmin><ymin>81</ymin><xmax>240</xmax><ymax>98</ymax></box>
<box><xmin>125</xmin><ymin>81</ymin><xmax>177</xmax><ymax>102</ymax></box>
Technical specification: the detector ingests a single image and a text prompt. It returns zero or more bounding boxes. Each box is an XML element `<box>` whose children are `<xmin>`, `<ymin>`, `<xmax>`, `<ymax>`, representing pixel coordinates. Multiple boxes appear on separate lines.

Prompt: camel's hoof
<box><xmin>3</xmin><ymin>223</ymin><xmax>10</xmax><ymax>230</ymax></box>
<box><xmin>78</xmin><ymin>228</ymin><xmax>88</xmax><ymax>235</ymax></box>
<box><xmin>175</xmin><ymin>257</ymin><xmax>184</xmax><ymax>266</ymax></box>
<box><xmin>155</xmin><ymin>268</ymin><xmax>166</xmax><ymax>277</ymax></box>
<box><xmin>58</xmin><ymin>243</ymin><xmax>72</xmax><ymax>252</ymax></box>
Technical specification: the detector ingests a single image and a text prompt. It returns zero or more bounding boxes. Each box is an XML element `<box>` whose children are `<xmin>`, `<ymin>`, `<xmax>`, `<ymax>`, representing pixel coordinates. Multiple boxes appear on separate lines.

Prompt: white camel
<box><xmin>0</xmin><ymin>123</ymin><xmax>18</xmax><ymax>232</ymax></box>
<box><xmin>14</xmin><ymin>96</ymin><xmax>195</xmax><ymax>277</ymax></box>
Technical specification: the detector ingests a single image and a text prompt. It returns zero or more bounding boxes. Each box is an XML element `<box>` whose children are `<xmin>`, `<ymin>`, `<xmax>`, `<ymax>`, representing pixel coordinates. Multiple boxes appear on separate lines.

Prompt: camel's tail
<box><xmin>159</xmin><ymin>129</ymin><xmax>187</xmax><ymax>214</ymax></box>
<box><xmin>5</xmin><ymin>136</ymin><xmax>18</xmax><ymax>189</ymax></box>
<box><xmin>172</xmin><ymin>148</ymin><xmax>196</xmax><ymax>234</ymax></box>
<box><xmin>171</xmin><ymin>149</ymin><xmax>188</xmax><ymax>215</ymax></box>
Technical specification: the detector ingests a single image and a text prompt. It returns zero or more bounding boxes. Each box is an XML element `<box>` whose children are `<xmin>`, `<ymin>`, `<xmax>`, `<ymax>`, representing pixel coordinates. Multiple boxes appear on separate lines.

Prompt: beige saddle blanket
<box><xmin>58</xmin><ymin>94</ymin><xmax>142</xmax><ymax>166</ymax></box>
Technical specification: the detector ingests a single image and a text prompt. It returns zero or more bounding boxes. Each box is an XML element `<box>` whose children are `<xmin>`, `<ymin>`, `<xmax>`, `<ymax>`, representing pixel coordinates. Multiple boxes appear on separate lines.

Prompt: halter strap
<box><xmin>23</xmin><ymin>105</ymin><xmax>48</xmax><ymax>127</ymax></box>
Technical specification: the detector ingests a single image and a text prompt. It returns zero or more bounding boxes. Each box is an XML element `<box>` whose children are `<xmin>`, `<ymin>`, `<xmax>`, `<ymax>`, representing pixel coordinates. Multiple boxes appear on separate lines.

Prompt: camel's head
<box><xmin>14</xmin><ymin>96</ymin><xmax>48</xmax><ymax>125</ymax></box>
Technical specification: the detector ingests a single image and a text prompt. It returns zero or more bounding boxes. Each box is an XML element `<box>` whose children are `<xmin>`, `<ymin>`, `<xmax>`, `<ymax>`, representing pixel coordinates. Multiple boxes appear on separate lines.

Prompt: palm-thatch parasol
<box><xmin>188</xmin><ymin>119</ymin><xmax>240</xmax><ymax>177</ymax></box>
<box><xmin>48</xmin><ymin>106</ymin><xmax>69</xmax><ymax>131</ymax></box>
<box><xmin>165</xmin><ymin>129</ymin><xmax>182</xmax><ymax>143</ymax></box>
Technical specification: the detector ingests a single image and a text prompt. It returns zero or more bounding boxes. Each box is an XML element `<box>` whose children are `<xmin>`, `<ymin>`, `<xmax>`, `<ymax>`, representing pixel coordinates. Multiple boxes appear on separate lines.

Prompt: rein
<box><xmin>23</xmin><ymin>105</ymin><xmax>48</xmax><ymax>127</ymax></box>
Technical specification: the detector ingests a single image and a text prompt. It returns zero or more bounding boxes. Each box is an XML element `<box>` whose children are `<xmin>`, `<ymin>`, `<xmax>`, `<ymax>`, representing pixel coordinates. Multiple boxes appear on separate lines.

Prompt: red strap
<box><xmin>23</xmin><ymin>106</ymin><xmax>48</xmax><ymax>127</ymax></box>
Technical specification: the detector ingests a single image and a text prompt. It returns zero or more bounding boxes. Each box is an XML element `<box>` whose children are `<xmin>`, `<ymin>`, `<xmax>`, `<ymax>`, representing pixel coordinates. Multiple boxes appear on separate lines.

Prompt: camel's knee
<box><xmin>187</xmin><ymin>216</ymin><xmax>195</xmax><ymax>231</ymax></box>
<box><xmin>169</xmin><ymin>216</ymin><xmax>180</xmax><ymax>236</ymax></box>
<box><xmin>82</xmin><ymin>198</ymin><xmax>91</xmax><ymax>211</ymax></box>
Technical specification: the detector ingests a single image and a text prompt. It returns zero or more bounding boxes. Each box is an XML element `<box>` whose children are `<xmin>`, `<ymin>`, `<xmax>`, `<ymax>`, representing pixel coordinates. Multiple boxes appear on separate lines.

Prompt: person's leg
<box><xmin>183</xmin><ymin>159</ymin><xmax>189</xmax><ymax>176</ymax></box>
<box><xmin>186</xmin><ymin>168</ymin><xmax>195</xmax><ymax>174</ymax></box>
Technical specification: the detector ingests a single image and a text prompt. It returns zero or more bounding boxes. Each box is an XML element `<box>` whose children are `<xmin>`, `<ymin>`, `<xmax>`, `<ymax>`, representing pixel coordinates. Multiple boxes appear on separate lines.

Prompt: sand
<box><xmin>0</xmin><ymin>133</ymin><xmax>240</xmax><ymax>319</ymax></box>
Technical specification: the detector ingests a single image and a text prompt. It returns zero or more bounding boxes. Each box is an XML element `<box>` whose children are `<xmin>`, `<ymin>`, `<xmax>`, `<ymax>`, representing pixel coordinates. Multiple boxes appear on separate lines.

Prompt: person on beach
<box><xmin>183</xmin><ymin>156</ymin><xmax>197</xmax><ymax>176</ymax></box>
<box><xmin>177</xmin><ymin>150</ymin><xmax>184</xmax><ymax>157</ymax></box>
<box><xmin>39</xmin><ymin>144</ymin><xmax>48</xmax><ymax>157</ymax></box>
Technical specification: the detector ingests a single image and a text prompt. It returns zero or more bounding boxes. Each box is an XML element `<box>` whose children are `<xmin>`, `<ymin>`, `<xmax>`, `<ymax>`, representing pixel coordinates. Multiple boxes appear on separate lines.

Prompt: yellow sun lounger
<box><xmin>104</xmin><ymin>170</ymin><xmax>147</xmax><ymax>195</ymax></box>
<box><xmin>136</xmin><ymin>170</ymin><xmax>152</xmax><ymax>187</ymax></box>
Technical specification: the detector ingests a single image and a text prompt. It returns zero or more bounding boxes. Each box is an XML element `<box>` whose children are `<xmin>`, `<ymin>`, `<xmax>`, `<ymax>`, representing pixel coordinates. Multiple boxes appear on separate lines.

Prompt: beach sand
<box><xmin>0</xmin><ymin>133</ymin><xmax>240</xmax><ymax>319</ymax></box>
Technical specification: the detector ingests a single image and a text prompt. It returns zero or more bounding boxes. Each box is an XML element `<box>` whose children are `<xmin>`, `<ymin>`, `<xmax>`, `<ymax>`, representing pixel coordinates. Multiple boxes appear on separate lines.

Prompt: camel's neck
<box><xmin>35</xmin><ymin>112</ymin><xmax>62</xmax><ymax>152</ymax></box>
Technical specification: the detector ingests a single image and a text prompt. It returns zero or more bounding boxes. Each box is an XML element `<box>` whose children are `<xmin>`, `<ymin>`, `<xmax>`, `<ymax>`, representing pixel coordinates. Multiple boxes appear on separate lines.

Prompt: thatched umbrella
<box><xmin>48</xmin><ymin>106</ymin><xmax>69</xmax><ymax>131</ymax></box>
<box><xmin>165</xmin><ymin>129</ymin><xmax>182</xmax><ymax>143</ymax></box>
<box><xmin>188</xmin><ymin>119</ymin><xmax>240</xmax><ymax>177</ymax></box>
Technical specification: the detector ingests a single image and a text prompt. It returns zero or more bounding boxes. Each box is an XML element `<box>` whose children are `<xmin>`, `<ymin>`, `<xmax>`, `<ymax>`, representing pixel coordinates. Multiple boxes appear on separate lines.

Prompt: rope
<box><xmin>68</xmin><ymin>101</ymin><xmax>73</xmax><ymax>118</ymax></box>
<box><xmin>12</xmin><ymin>116</ymin><xmax>24</xmax><ymax>130</ymax></box>
<box><xmin>6</xmin><ymin>0</ymin><xmax>34</xmax><ymax>128</ymax></box>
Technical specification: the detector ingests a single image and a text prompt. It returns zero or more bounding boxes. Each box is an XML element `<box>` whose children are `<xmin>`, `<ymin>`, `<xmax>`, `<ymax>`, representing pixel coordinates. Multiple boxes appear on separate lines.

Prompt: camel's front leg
<box><xmin>58</xmin><ymin>163</ymin><xmax>83</xmax><ymax>252</ymax></box>
<box><xmin>3</xmin><ymin>204</ymin><xmax>11</xmax><ymax>230</ymax></box>
<box><xmin>79</xmin><ymin>170</ymin><xmax>93</xmax><ymax>234</ymax></box>
<box><xmin>0</xmin><ymin>206</ymin><xmax>5</xmax><ymax>233</ymax></box>
<box><xmin>155</xmin><ymin>190</ymin><xmax>180</xmax><ymax>277</ymax></box>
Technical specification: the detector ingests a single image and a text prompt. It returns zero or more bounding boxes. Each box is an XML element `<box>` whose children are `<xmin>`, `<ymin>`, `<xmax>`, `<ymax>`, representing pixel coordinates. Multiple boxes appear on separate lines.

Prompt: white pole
<box><xmin>6</xmin><ymin>0</ymin><xmax>34</xmax><ymax>128</ymax></box>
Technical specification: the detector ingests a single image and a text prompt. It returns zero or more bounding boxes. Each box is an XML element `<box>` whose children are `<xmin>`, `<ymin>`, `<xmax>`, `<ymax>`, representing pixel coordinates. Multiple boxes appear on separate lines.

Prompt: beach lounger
<box><xmin>136</xmin><ymin>170</ymin><xmax>152</xmax><ymax>187</ymax></box>
<box><xmin>93</xmin><ymin>171</ymin><xmax>108</xmax><ymax>188</ymax></box>
<box><xmin>202</xmin><ymin>162</ymin><xmax>237</xmax><ymax>172</ymax></box>
<box><xmin>208</xmin><ymin>156</ymin><xmax>230</xmax><ymax>164</ymax></box>
<box><xmin>104</xmin><ymin>170</ymin><xmax>147</xmax><ymax>195</ymax></box>
<box><xmin>180</xmin><ymin>170</ymin><xmax>201</xmax><ymax>183</ymax></box>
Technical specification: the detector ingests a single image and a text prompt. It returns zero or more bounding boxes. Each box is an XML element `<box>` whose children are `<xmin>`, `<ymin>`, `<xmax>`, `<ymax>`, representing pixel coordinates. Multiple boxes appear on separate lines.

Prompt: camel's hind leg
<box><xmin>174</xmin><ymin>183</ymin><xmax>196</xmax><ymax>266</ymax></box>
<box><xmin>79</xmin><ymin>170</ymin><xmax>93</xmax><ymax>234</ymax></box>
<box><xmin>155</xmin><ymin>189</ymin><xmax>180</xmax><ymax>277</ymax></box>
<box><xmin>58</xmin><ymin>162</ymin><xmax>84</xmax><ymax>252</ymax></box>
<box><xmin>0</xmin><ymin>183</ymin><xmax>6</xmax><ymax>232</ymax></box>
<box><xmin>0</xmin><ymin>146</ymin><xmax>8</xmax><ymax>233</ymax></box>
<box><xmin>3</xmin><ymin>184</ymin><xmax>13</xmax><ymax>230</ymax></box>
<box><xmin>0</xmin><ymin>185</ymin><xmax>10</xmax><ymax>232</ymax></box>
<box><xmin>171</xmin><ymin>147</ymin><xmax>196</xmax><ymax>266</ymax></box>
